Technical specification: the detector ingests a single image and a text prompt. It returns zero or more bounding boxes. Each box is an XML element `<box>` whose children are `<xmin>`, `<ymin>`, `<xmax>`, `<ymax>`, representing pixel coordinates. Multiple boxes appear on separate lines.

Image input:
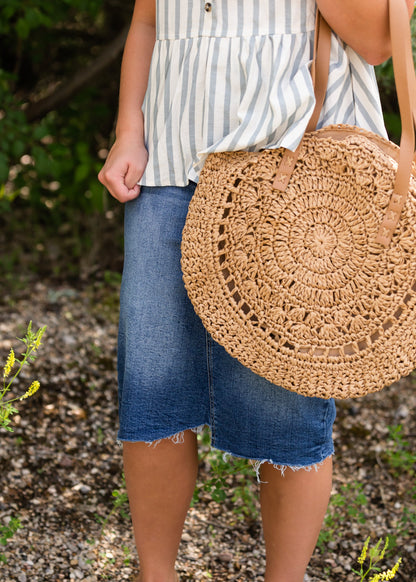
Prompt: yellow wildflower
<box><xmin>358</xmin><ymin>536</ymin><xmax>370</xmax><ymax>565</ymax></box>
<box><xmin>3</xmin><ymin>348</ymin><xmax>15</xmax><ymax>379</ymax></box>
<box><xmin>369</xmin><ymin>558</ymin><xmax>402</xmax><ymax>582</ymax></box>
<box><xmin>33</xmin><ymin>327</ymin><xmax>45</xmax><ymax>349</ymax></box>
<box><xmin>379</xmin><ymin>537</ymin><xmax>389</xmax><ymax>562</ymax></box>
<box><xmin>20</xmin><ymin>380</ymin><xmax>40</xmax><ymax>400</ymax></box>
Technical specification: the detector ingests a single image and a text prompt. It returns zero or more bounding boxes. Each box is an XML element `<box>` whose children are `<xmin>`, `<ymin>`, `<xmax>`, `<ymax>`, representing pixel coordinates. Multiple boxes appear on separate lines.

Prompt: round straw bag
<box><xmin>181</xmin><ymin>0</ymin><xmax>416</xmax><ymax>399</ymax></box>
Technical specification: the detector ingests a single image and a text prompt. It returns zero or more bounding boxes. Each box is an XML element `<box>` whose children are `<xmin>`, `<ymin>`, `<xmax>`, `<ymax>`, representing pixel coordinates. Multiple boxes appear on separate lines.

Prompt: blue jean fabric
<box><xmin>117</xmin><ymin>183</ymin><xmax>336</xmax><ymax>468</ymax></box>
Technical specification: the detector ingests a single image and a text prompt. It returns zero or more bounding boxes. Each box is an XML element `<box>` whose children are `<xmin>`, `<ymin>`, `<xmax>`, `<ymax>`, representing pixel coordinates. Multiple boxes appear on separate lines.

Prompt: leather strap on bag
<box><xmin>305</xmin><ymin>13</ymin><xmax>331</xmax><ymax>133</ymax></box>
<box><xmin>375</xmin><ymin>0</ymin><xmax>416</xmax><ymax>246</ymax></box>
<box><xmin>273</xmin><ymin>0</ymin><xmax>416</xmax><ymax>248</ymax></box>
<box><xmin>272</xmin><ymin>13</ymin><xmax>331</xmax><ymax>191</ymax></box>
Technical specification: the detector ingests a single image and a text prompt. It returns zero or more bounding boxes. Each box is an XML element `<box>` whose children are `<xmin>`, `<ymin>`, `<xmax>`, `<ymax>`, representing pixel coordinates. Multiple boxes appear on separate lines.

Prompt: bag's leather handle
<box><xmin>271</xmin><ymin>13</ymin><xmax>332</xmax><ymax>192</ymax></box>
<box><xmin>376</xmin><ymin>0</ymin><xmax>416</xmax><ymax>245</ymax></box>
<box><xmin>273</xmin><ymin>0</ymin><xmax>416</xmax><ymax>248</ymax></box>
<box><xmin>272</xmin><ymin>10</ymin><xmax>332</xmax><ymax>192</ymax></box>
<box><xmin>306</xmin><ymin>12</ymin><xmax>331</xmax><ymax>133</ymax></box>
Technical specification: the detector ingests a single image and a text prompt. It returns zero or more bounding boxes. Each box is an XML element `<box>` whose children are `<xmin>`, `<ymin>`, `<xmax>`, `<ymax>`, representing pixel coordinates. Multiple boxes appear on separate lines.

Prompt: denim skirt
<box><xmin>117</xmin><ymin>182</ymin><xmax>336</xmax><ymax>470</ymax></box>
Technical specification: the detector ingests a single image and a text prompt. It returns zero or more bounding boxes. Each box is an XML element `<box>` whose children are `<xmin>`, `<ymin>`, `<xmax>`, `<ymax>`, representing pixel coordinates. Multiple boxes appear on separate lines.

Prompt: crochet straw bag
<box><xmin>181</xmin><ymin>0</ymin><xmax>416</xmax><ymax>399</ymax></box>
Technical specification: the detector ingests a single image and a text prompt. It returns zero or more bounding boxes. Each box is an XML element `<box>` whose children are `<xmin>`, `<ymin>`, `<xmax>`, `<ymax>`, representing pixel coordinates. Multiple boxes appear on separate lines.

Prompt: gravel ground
<box><xmin>0</xmin><ymin>276</ymin><xmax>415</xmax><ymax>582</ymax></box>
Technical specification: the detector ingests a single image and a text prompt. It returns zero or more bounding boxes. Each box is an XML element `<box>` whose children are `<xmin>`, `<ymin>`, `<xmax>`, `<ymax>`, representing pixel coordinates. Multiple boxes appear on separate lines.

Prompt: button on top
<box><xmin>204</xmin><ymin>2</ymin><xmax>212</xmax><ymax>12</ymax></box>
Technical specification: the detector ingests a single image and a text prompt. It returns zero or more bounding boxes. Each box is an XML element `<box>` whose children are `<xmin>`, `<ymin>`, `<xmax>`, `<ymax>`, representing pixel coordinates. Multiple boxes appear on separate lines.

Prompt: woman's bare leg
<box><xmin>260</xmin><ymin>456</ymin><xmax>333</xmax><ymax>582</ymax></box>
<box><xmin>123</xmin><ymin>430</ymin><xmax>198</xmax><ymax>582</ymax></box>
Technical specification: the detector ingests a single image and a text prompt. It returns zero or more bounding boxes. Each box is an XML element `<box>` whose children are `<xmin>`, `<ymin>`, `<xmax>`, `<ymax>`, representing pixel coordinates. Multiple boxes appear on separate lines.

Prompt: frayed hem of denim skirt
<box><xmin>116</xmin><ymin>424</ymin><xmax>334</xmax><ymax>482</ymax></box>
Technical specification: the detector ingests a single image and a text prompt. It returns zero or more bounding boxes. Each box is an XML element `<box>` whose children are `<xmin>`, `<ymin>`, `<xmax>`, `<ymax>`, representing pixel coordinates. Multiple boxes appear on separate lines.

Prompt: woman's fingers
<box><xmin>98</xmin><ymin>161</ymin><xmax>140</xmax><ymax>202</ymax></box>
<box><xmin>98</xmin><ymin>144</ymin><xmax>148</xmax><ymax>203</ymax></box>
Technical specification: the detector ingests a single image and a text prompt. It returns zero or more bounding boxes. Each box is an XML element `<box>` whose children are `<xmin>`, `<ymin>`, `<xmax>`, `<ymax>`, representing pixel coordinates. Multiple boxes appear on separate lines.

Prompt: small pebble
<box><xmin>72</xmin><ymin>483</ymin><xmax>92</xmax><ymax>495</ymax></box>
<box><xmin>218</xmin><ymin>551</ymin><xmax>233</xmax><ymax>562</ymax></box>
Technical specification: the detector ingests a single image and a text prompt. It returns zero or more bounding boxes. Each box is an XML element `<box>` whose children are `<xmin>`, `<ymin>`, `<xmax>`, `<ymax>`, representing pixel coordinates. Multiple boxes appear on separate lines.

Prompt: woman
<box><xmin>98</xmin><ymin>1</ymin><xmax>414</xmax><ymax>581</ymax></box>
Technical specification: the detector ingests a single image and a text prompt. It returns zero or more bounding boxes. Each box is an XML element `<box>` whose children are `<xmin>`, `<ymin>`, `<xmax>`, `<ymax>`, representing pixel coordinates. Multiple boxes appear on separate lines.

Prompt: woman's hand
<box><xmin>98</xmin><ymin>133</ymin><xmax>148</xmax><ymax>203</ymax></box>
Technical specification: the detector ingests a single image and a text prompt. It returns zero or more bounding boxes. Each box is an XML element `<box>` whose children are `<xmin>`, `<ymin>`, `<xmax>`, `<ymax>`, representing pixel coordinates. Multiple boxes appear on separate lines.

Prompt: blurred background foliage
<box><xmin>0</xmin><ymin>2</ymin><xmax>415</xmax><ymax>284</ymax></box>
<box><xmin>0</xmin><ymin>0</ymin><xmax>132</xmax><ymax>284</ymax></box>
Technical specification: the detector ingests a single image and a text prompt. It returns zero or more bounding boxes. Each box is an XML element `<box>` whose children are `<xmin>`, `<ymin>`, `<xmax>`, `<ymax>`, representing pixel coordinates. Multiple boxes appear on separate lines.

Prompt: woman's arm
<box><xmin>98</xmin><ymin>0</ymin><xmax>156</xmax><ymax>202</ymax></box>
<box><xmin>316</xmin><ymin>0</ymin><xmax>414</xmax><ymax>65</ymax></box>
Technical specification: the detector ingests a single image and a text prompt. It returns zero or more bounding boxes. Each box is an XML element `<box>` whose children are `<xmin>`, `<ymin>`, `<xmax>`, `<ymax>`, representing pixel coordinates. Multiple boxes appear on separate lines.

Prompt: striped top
<box><xmin>140</xmin><ymin>0</ymin><xmax>387</xmax><ymax>186</ymax></box>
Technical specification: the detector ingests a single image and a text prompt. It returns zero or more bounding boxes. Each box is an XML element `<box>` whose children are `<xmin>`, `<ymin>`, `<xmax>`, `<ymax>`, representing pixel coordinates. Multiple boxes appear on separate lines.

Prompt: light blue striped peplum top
<box><xmin>139</xmin><ymin>0</ymin><xmax>388</xmax><ymax>186</ymax></box>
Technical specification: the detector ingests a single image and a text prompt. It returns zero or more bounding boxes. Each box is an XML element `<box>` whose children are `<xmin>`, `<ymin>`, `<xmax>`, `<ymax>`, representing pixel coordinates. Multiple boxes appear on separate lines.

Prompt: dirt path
<box><xmin>1</xmin><ymin>278</ymin><xmax>415</xmax><ymax>581</ymax></box>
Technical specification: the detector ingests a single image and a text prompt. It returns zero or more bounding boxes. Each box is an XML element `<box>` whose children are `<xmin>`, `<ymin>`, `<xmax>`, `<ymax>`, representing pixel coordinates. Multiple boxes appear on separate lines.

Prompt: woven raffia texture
<box><xmin>181</xmin><ymin>126</ymin><xmax>416</xmax><ymax>399</ymax></box>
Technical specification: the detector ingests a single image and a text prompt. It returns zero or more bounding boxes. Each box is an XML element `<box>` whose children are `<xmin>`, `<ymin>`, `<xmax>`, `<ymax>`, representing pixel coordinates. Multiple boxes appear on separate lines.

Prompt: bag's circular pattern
<box><xmin>181</xmin><ymin>126</ymin><xmax>416</xmax><ymax>398</ymax></box>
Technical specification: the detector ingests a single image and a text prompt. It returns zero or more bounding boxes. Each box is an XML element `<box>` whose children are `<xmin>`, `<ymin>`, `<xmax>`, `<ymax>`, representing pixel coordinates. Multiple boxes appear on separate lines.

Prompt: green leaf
<box><xmin>74</xmin><ymin>163</ymin><xmax>90</xmax><ymax>183</ymax></box>
<box><xmin>15</xmin><ymin>17</ymin><xmax>31</xmax><ymax>39</ymax></box>
<box><xmin>0</xmin><ymin>152</ymin><xmax>9</xmax><ymax>182</ymax></box>
<box><xmin>11</xmin><ymin>140</ymin><xmax>25</xmax><ymax>158</ymax></box>
<box><xmin>33</xmin><ymin>124</ymin><xmax>51</xmax><ymax>141</ymax></box>
<box><xmin>32</xmin><ymin>148</ymin><xmax>51</xmax><ymax>177</ymax></box>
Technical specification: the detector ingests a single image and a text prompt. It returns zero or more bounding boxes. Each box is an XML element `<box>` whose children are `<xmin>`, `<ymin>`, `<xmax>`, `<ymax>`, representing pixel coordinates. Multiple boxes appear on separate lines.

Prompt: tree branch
<box><xmin>25</xmin><ymin>25</ymin><xmax>129</xmax><ymax>122</ymax></box>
